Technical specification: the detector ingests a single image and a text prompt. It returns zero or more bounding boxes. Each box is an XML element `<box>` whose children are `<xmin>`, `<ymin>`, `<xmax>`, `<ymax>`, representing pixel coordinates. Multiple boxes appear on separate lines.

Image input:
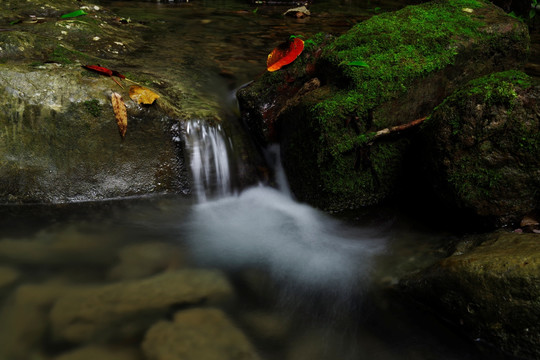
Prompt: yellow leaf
<box><xmin>111</xmin><ymin>92</ymin><xmax>127</xmax><ymax>138</ymax></box>
<box><xmin>129</xmin><ymin>85</ymin><xmax>160</xmax><ymax>105</ymax></box>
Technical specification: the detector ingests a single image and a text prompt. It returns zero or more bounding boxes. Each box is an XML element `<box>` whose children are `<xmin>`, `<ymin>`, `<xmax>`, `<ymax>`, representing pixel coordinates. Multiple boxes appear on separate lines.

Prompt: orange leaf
<box><xmin>128</xmin><ymin>85</ymin><xmax>160</xmax><ymax>105</ymax></box>
<box><xmin>267</xmin><ymin>37</ymin><xmax>304</xmax><ymax>72</ymax></box>
<box><xmin>111</xmin><ymin>92</ymin><xmax>127</xmax><ymax>138</ymax></box>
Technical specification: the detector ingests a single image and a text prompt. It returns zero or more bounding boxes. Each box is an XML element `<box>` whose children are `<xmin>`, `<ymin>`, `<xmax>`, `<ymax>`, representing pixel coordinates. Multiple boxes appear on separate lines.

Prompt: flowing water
<box><xmin>1</xmin><ymin>1</ymin><xmax>529</xmax><ymax>359</ymax></box>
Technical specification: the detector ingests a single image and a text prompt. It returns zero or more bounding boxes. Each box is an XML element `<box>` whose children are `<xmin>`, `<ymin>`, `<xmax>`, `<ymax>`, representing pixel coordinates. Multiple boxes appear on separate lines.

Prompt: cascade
<box><xmin>183</xmin><ymin>119</ymin><xmax>233</xmax><ymax>201</ymax></box>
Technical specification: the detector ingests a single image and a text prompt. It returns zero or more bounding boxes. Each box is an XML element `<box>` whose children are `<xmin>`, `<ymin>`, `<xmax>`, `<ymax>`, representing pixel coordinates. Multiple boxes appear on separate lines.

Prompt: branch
<box><xmin>371</xmin><ymin>116</ymin><xmax>427</xmax><ymax>142</ymax></box>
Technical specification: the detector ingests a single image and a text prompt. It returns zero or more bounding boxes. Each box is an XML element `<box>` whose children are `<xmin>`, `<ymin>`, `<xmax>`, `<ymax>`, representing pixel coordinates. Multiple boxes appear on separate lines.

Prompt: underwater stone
<box><xmin>142</xmin><ymin>307</ymin><xmax>261</xmax><ymax>360</ymax></box>
<box><xmin>49</xmin><ymin>269</ymin><xmax>234</xmax><ymax>343</ymax></box>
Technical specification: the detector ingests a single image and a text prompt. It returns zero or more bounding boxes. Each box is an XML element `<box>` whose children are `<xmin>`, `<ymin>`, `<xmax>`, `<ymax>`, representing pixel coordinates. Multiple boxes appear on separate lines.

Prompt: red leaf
<box><xmin>82</xmin><ymin>64</ymin><xmax>113</xmax><ymax>77</ymax></box>
<box><xmin>267</xmin><ymin>37</ymin><xmax>304</xmax><ymax>72</ymax></box>
<box><xmin>111</xmin><ymin>70</ymin><xmax>126</xmax><ymax>79</ymax></box>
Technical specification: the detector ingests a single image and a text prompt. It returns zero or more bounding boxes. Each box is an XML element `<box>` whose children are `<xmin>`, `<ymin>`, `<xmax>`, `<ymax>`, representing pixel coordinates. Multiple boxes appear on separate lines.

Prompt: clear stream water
<box><xmin>1</xmin><ymin>1</ymin><xmax>533</xmax><ymax>359</ymax></box>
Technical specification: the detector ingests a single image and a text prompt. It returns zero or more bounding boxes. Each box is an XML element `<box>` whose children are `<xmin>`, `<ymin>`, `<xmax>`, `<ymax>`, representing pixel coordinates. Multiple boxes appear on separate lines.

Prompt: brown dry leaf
<box><xmin>129</xmin><ymin>85</ymin><xmax>160</xmax><ymax>105</ymax></box>
<box><xmin>111</xmin><ymin>92</ymin><xmax>127</xmax><ymax>138</ymax></box>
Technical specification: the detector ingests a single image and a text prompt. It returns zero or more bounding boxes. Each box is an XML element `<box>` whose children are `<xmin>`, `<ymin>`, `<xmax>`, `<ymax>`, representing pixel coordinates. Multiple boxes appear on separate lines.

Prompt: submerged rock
<box><xmin>0</xmin><ymin>266</ymin><xmax>20</xmax><ymax>292</ymax></box>
<box><xmin>49</xmin><ymin>269</ymin><xmax>234</xmax><ymax>343</ymax></box>
<box><xmin>0</xmin><ymin>280</ymin><xmax>71</xmax><ymax>360</ymax></box>
<box><xmin>400</xmin><ymin>232</ymin><xmax>540</xmax><ymax>360</ymax></box>
<box><xmin>107</xmin><ymin>241</ymin><xmax>187</xmax><ymax>281</ymax></box>
<box><xmin>54</xmin><ymin>345</ymin><xmax>142</xmax><ymax>360</ymax></box>
<box><xmin>237</xmin><ymin>0</ymin><xmax>530</xmax><ymax>211</ymax></box>
<box><xmin>142</xmin><ymin>307</ymin><xmax>261</xmax><ymax>360</ymax></box>
<box><xmin>420</xmin><ymin>71</ymin><xmax>540</xmax><ymax>226</ymax></box>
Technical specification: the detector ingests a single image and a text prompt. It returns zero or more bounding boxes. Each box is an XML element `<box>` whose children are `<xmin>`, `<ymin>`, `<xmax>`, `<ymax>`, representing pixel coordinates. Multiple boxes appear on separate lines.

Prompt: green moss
<box><xmin>83</xmin><ymin>99</ymin><xmax>101</xmax><ymax>117</ymax></box>
<box><xmin>300</xmin><ymin>0</ymin><xmax>520</xmax><ymax>206</ymax></box>
<box><xmin>316</xmin><ymin>0</ymin><xmax>489</xmax><ymax>129</ymax></box>
<box><xmin>48</xmin><ymin>44</ymin><xmax>90</xmax><ymax>64</ymax></box>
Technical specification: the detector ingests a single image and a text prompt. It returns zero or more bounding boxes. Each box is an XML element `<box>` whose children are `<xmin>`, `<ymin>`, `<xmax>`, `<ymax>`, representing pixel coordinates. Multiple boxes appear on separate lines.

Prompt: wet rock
<box><xmin>0</xmin><ymin>280</ymin><xmax>71</xmax><ymax>360</ymax></box>
<box><xmin>237</xmin><ymin>0</ymin><xmax>530</xmax><ymax>211</ymax></box>
<box><xmin>54</xmin><ymin>345</ymin><xmax>142</xmax><ymax>360</ymax></box>
<box><xmin>0</xmin><ymin>64</ymin><xmax>188</xmax><ymax>204</ymax></box>
<box><xmin>0</xmin><ymin>266</ymin><xmax>20</xmax><ymax>291</ymax></box>
<box><xmin>399</xmin><ymin>232</ymin><xmax>540</xmax><ymax>360</ymax></box>
<box><xmin>108</xmin><ymin>241</ymin><xmax>187</xmax><ymax>281</ymax></box>
<box><xmin>142</xmin><ymin>307</ymin><xmax>261</xmax><ymax>360</ymax></box>
<box><xmin>50</xmin><ymin>269</ymin><xmax>234</xmax><ymax>343</ymax></box>
<box><xmin>420</xmin><ymin>71</ymin><xmax>540</xmax><ymax>226</ymax></box>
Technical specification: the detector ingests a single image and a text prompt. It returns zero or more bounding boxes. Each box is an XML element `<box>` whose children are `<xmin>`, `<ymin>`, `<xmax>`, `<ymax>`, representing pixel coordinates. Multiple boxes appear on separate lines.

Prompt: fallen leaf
<box><xmin>61</xmin><ymin>9</ymin><xmax>88</xmax><ymax>19</ymax></box>
<box><xmin>267</xmin><ymin>37</ymin><xmax>304</xmax><ymax>72</ymax></box>
<box><xmin>83</xmin><ymin>64</ymin><xmax>113</xmax><ymax>76</ymax></box>
<box><xmin>283</xmin><ymin>6</ymin><xmax>311</xmax><ymax>17</ymax></box>
<box><xmin>82</xmin><ymin>65</ymin><xmax>125</xmax><ymax>88</ymax></box>
<box><xmin>129</xmin><ymin>85</ymin><xmax>160</xmax><ymax>105</ymax></box>
<box><xmin>111</xmin><ymin>92</ymin><xmax>127</xmax><ymax>138</ymax></box>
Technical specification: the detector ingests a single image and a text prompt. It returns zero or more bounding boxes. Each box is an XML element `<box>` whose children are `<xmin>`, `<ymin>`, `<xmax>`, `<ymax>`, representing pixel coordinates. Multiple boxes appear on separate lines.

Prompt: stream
<box><xmin>0</xmin><ymin>1</ymin><xmax>530</xmax><ymax>359</ymax></box>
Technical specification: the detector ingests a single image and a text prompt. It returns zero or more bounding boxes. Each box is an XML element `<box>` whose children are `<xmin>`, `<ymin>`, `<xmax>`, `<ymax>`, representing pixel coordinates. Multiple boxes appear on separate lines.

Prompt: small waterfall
<box><xmin>184</xmin><ymin>120</ymin><xmax>233</xmax><ymax>202</ymax></box>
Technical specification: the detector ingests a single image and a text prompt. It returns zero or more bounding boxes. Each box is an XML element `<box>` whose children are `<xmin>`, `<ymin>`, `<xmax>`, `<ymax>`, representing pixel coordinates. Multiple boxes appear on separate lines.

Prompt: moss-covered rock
<box><xmin>238</xmin><ymin>0</ymin><xmax>530</xmax><ymax>211</ymax></box>
<box><xmin>399</xmin><ymin>232</ymin><xmax>540</xmax><ymax>360</ymax></box>
<box><xmin>421</xmin><ymin>71</ymin><xmax>540</xmax><ymax>225</ymax></box>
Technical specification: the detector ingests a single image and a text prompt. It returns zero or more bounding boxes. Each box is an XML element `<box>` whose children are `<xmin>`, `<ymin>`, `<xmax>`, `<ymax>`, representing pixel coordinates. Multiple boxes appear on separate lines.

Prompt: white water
<box><xmin>184</xmin><ymin>120</ymin><xmax>232</xmax><ymax>201</ymax></box>
<box><xmin>182</xmin><ymin>121</ymin><xmax>387</xmax><ymax>294</ymax></box>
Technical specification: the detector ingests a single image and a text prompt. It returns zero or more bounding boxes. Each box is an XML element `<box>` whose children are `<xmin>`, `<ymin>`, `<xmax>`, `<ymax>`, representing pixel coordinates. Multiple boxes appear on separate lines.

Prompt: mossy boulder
<box><xmin>420</xmin><ymin>71</ymin><xmax>540</xmax><ymax>225</ymax></box>
<box><xmin>399</xmin><ymin>232</ymin><xmax>540</xmax><ymax>359</ymax></box>
<box><xmin>238</xmin><ymin>0</ymin><xmax>530</xmax><ymax>211</ymax></box>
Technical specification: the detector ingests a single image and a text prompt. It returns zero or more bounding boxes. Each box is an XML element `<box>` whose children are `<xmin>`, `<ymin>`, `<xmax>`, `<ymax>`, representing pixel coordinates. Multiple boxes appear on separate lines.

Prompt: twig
<box><xmin>371</xmin><ymin>116</ymin><xmax>427</xmax><ymax>142</ymax></box>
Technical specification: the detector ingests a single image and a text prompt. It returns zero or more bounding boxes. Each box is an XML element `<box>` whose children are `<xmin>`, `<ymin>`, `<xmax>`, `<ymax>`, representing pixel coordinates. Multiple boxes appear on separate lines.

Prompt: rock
<box><xmin>0</xmin><ymin>266</ymin><xmax>20</xmax><ymax>291</ymax></box>
<box><xmin>142</xmin><ymin>307</ymin><xmax>261</xmax><ymax>360</ymax></box>
<box><xmin>420</xmin><ymin>71</ymin><xmax>540</xmax><ymax>225</ymax></box>
<box><xmin>399</xmin><ymin>232</ymin><xmax>540</xmax><ymax>360</ymax></box>
<box><xmin>0</xmin><ymin>65</ymin><xmax>188</xmax><ymax>204</ymax></box>
<box><xmin>239</xmin><ymin>310</ymin><xmax>291</xmax><ymax>343</ymax></box>
<box><xmin>54</xmin><ymin>345</ymin><xmax>142</xmax><ymax>360</ymax></box>
<box><xmin>237</xmin><ymin>0</ymin><xmax>529</xmax><ymax>211</ymax></box>
<box><xmin>108</xmin><ymin>241</ymin><xmax>187</xmax><ymax>281</ymax></box>
<box><xmin>50</xmin><ymin>269</ymin><xmax>234</xmax><ymax>343</ymax></box>
<box><xmin>0</xmin><ymin>280</ymin><xmax>71</xmax><ymax>360</ymax></box>
<box><xmin>0</xmin><ymin>226</ymin><xmax>121</xmax><ymax>267</ymax></box>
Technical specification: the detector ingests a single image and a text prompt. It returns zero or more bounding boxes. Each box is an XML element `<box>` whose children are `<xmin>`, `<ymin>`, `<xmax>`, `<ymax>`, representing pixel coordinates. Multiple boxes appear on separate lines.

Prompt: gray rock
<box><xmin>50</xmin><ymin>269</ymin><xmax>234</xmax><ymax>343</ymax></box>
<box><xmin>0</xmin><ymin>65</ymin><xmax>187</xmax><ymax>204</ymax></box>
<box><xmin>142</xmin><ymin>307</ymin><xmax>261</xmax><ymax>360</ymax></box>
<box><xmin>400</xmin><ymin>232</ymin><xmax>540</xmax><ymax>360</ymax></box>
